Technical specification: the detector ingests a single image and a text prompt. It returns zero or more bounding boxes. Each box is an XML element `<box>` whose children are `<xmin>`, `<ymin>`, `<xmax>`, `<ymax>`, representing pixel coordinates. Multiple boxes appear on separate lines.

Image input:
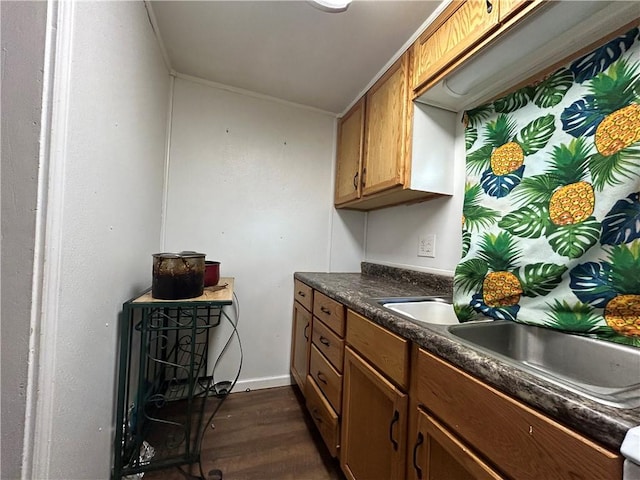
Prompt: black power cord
<box><xmin>175</xmin><ymin>291</ymin><xmax>243</xmax><ymax>480</ymax></box>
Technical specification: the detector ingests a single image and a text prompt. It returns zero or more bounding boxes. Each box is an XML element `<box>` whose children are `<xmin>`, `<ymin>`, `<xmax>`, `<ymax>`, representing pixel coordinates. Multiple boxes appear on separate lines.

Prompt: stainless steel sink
<box><xmin>448</xmin><ymin>321</ymin><xmax>640</xmax><ymax>408</ymax></box>
<box><xmin>374</xmin><ymin>296</ymin><xmax>460</xmax><ymax>325</ymax></box>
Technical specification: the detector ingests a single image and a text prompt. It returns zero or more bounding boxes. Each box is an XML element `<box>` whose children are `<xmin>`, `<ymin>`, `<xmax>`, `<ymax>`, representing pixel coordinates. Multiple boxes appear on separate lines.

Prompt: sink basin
<box><xmin>448</xmin><ymin>321</ymin><xmax>640</xmax><ymax>408</ymax></box>
<box><xmin>376</xmin><ymin>296</ymin><xmax>460</xmax><ymax>325</ymax></box>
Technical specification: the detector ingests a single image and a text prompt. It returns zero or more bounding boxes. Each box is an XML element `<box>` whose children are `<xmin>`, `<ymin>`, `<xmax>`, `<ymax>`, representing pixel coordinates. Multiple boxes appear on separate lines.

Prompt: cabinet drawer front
<box><xmin>294</xmin><ymin>279</ymin><xmax>313</xmax><ymax>311</ymax></box>
<box><xmin>413</xmin><ymin>0</ymin><xmax>499</xmax><ymax>89</ymax></box>
<box><xmin>416</xmin><ymin>349</ymin><xmax>622</xmax><ymax>480</ymax></box>
<box><xmin>313</xmin><ymin>292</ymin><xmax>345</xmax><ymax>337</ymax></box>
<box><xmin>310</xmin><ymin>344</ymin><xmax>343</xmax><ymax>414</ymax></box>
<box><xmin>312</xmin><ymin>318</ymin><xmax>345</xmax><ymax>373</ymax></box>
<box><xmin>305</xmin><ymin>375</ymin><xmax>340</xmax><ymax>458</ymax></box>
<box><xmin>346</xmin><ymin>310</ymin><xmax>409</xmax><ymax>390</ymax></box>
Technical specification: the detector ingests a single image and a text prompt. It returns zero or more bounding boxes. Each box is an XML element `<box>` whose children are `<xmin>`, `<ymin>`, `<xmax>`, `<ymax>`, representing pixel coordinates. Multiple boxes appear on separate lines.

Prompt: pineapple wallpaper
<box><xmin>453</xmin><ymin>26</ymin><xmax>640</xmax><ymax>347</ymax></box>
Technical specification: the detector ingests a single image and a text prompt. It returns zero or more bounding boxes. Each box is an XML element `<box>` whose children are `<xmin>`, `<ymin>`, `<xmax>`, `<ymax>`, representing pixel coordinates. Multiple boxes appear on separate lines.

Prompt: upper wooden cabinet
<box><xmin>498</xmin><ymin>0</ymin><xmax>529</xmax><ymax>21</ymax></box>
<box><xmin>411</xmin><ymin>0</ymin><xmax>500</xmax><ymax>91</ymax></box>
<box><xmin>335</xmin><ymin>52</ymin><xmax>454</xmax><ymax>211</ymax></box>
<box><xmin>411</xmin><ymin>0</ymin><xmax>546</xmax><ymax>95</ymax></box>
<box><xmin>335</xmin><ymin>98</ymin><xmax>365</xmax><ymax>205</ymax></box>
<box><xmin>362</xmin><ymin>55</ymin><xmax>409</xmax><ymax>197</ymax></box>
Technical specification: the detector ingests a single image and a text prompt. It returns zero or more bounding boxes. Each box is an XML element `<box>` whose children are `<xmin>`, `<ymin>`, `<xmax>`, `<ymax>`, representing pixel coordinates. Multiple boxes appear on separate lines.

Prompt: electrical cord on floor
<box><xmin>176</xmin><ymin>291</ymin><xmax>243</xmax><ymax>480</ymax></box>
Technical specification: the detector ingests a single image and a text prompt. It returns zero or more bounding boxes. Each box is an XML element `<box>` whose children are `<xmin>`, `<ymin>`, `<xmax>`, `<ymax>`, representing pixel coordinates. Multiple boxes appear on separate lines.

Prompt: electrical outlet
<box><xmin>418</xmin><ymin>234</ymin><xmax>436</xmax><ymax>258</ymax></box>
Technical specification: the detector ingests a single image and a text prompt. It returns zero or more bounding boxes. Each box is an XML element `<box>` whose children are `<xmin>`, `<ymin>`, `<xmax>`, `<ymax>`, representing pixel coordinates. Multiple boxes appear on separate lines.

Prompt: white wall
<box><xmin>30</xmin><ymin>2</ymin><xmax>170</xmax><ymax>478</ymax></box>
<box><xmin>0</xmin><ymin>3</ymin><xmax>48</xmax><ymax>478</ymax></box>
<box><xmin>164</xmin><ymin>77</ymin><xmax>364</xmax><ymax>391</ymax></box>
<box><xmin>365</xmin><ymin>111</ymin><xmax>466</xmax><ymax>275</ymax></box>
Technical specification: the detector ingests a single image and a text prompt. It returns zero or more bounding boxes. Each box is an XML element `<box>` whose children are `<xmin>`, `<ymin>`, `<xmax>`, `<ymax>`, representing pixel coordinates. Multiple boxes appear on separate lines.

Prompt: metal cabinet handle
<box><xmin>389</xmin><ymin>410</ymin><xmax>400</xmax><ymax>451</ymax></box>
<box><xmin>297</xmin><ymin>290</ymin><xmax>306</xmax><ymax>297</ymax></box>
<box><xmin>303</xmin><ymin>323</ymin><xmax>309</xmax><ymax>341</ymax></box>
<box><xmin>486</xmin><ymin>0</ymin><xmax>493</xmax><ymax>13</ymax></box>
<box><xmin>320</xmin><ymin>306</ymin><xmax>331</xmax><ymax>315</ymax></box>
<box><xmin>311</xmin><ymin>408</ymin><xmax>323</xmax><ymax>424</ymax></box>
<box><xmin>319</xmin><ymin>336</ymin><xmax>330</xmax><ymax>347</ymax></box>
<box><xmin>317</xmin><ymin>371</ymin><xmax>328</xmax><ymax>384</ymax></box>
<box><xmin>413</xmin><ymin>432</ymin><xmax>424</xmax><ymax>479</ymax></box>
<box><xmin>353</xmin><ymin>172</ymin><xmax>359</xmax><ymax>190</ymax></box>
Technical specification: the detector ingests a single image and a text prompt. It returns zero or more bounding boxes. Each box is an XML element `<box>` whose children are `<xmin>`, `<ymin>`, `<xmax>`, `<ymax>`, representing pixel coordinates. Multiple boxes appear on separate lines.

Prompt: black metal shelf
<box><xmin>112</xmin><ymin>282</ymin><xmax>236</xmax><ymax>479</ymax></box>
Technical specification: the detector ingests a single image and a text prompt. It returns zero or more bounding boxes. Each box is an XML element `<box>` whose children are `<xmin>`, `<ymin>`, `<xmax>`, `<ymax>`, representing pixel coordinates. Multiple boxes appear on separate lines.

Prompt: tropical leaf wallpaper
<box><xmin>453</xmin><ymin>26</ymin><xmax>640</xmax><ymax>347</ymax></box>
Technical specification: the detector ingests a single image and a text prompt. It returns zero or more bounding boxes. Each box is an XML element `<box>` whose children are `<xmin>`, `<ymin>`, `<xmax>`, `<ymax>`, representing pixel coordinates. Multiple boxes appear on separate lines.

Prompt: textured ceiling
<box><xmin>149</xmin><ymin>1</ymin><xmax>441</xmax><ymax>114</ymax></box>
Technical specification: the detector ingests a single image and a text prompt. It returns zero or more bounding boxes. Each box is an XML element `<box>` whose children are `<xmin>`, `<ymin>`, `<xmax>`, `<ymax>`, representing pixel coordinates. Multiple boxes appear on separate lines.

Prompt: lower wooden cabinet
<box><xmin>413</xmin><ymin>347</ymin><xmax>623</xmax><ymax>480</ymax></box>
<box><xmin>292</xmin><ymin>280</ymin><xmax>346</xmax><ymax>458</ymax></box>
<box><xmin>410</xmin><ymin>409</ymin><xmax>504</xmax><ymax>480</ymax></box>
<box><xmin>340</xmin><ymin>346</ymin><xmax>408</xmax><ymax>480</ymax></box>
<box><xmin>292</xmin><ymin>280</ymin><xmax>622</xmax><ymax>480</ymax></box>
<box><xmin>290</xmin><ymin>300</ymin><xmax>311</xmax><ymax>393</ymax></box>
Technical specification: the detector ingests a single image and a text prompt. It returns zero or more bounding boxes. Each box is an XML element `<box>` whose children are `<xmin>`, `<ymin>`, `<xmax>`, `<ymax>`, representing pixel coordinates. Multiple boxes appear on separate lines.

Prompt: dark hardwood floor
<box><xmin>145</xmin><ymin>385</ymin><xmax>345</xmax><ymax>480</ymax></box>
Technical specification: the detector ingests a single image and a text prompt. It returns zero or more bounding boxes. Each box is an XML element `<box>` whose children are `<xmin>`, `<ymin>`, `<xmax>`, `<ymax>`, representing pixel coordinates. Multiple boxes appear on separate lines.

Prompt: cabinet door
<box><xmin>362</xmin><ymin>54</ymin><xmax>409</xmax><ymax>196</ymax></box>
<box><xmin>341</xmin><ymin>347</ymin><xmax>408</xmax><ymax>480</ymax></box>
<box><xmin>335</xmin><ymin>98</ymin><xmax>365</xmax><ymax>205</ymax></box>
<box><xmin>410</xmin><ymin>409</ymin><xmax>504</xmax><ymax>480</ymax></box>
<box><xmin>412</xmin><ymin>0</ymin><xmax>499</xmax><ymax>90</ymax></box>
<box><xmin>290</xmin><ymin>301</ymin><xmax>311</xmax><ymax>393</ymax></box>
<box><xmin>498</xmin><ymin>0</ymin><xmax>528</xmax><ymax>21</ymax></box>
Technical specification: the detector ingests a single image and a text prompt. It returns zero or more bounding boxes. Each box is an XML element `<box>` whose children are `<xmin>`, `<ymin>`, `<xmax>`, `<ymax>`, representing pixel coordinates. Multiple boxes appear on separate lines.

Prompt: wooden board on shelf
<box><xmin>132</xmin><ymin>277</ymin><xmax>235</xmax><ymax>304</ymax></box>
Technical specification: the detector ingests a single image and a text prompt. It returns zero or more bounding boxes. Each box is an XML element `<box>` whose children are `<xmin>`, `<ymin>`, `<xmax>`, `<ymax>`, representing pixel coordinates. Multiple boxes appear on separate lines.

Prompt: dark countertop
<box><xmin>295</xmin><ymin>263</ymin><xmax>640</xmax><ymax>452</ymax></box>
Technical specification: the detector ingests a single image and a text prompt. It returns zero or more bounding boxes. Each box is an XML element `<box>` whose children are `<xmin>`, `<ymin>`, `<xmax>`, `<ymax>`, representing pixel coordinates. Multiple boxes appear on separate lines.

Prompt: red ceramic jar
<box><xmin>204</xmin><ymin>261</ymin><xmax>220</xmax><ymax>287</ymax></box>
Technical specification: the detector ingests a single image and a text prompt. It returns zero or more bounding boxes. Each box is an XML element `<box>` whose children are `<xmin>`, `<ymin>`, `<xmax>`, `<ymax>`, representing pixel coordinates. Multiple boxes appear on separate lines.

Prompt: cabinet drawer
<box><xmin>309</xmin><ymin>344</ymin><xmax>343</xmax><ymax>414</ymax></box>
<box><xmin>313</xmin><ymin>292</ymin><xmax>345</xmax><ymax>337</ymax></box>
<box><xmin>415</xmin><ymin>349</ymin><xmax>623</xmax><ymax>480</ymax></box>
<box><xmin>294</xmin><ymin>279</ymin><xmax>313</xmax><ymax>311</ymax></box>
<box><xmin>306</xmin><ymin>375</ymin><xmax>340</xmax><ymax>457</ymax></box>
<box><xmin>346</xmin><ymin>310</ymin><xmax>409</xmax><ymax>390</ymax></box>
<box><xmin>312</xmin><ymin>318</ymin><xmax>345</xmax><ymax>373</ymax></box>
